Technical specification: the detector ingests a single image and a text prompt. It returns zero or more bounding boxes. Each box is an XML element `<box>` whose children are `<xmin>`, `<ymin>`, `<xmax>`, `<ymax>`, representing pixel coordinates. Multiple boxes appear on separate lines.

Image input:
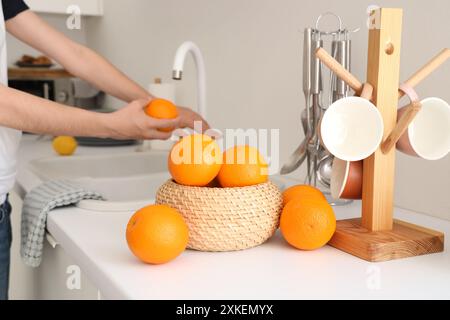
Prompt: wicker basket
<box><xmin>155</xmin><ymin>180</ymin><xmax>283</xmax><ymax>252</ymax></box>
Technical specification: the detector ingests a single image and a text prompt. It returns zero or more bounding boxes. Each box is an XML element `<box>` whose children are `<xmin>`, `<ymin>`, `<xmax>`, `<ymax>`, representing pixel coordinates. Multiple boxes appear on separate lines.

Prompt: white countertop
<box><xmin>16</xmin><ymin>135</ymin><xmax>450</xmax><ymax>300</ymax></box>
<box><xmin>46</xmin><ymin>204</ymin><xmax>450</xmax><ymax>300</ymax></box>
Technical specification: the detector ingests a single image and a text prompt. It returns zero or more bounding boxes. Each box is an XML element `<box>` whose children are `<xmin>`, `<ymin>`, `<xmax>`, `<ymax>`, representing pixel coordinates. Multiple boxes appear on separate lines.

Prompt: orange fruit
<box><xmin>217</xmin><ymin>145</ymin><xmax>268</xmax><ymax>188</ymax></box>
<box><xmin>52</xmin><ymin>136</ymin><xmax>77</xmax><ymax>156</ymax></box>
<box><xmin>280</xmin><ymin>198</ymin><xmax>336</xmax><ymax>251</ymax></box>
<box><xmin>282</xmin><ymin>185</ymin><xmax>326</xmax><ymax>206</ymax></box>
<box><xmin>145</xmin><ymin>98</ymin><xmax>179</xmax><ymax>132</ymax></box>
<box><xmin>126</xmin><ymin>205</ymin><xmax>189</xmax><ymax>264</ymax></box>
<box><xmin>168</xmin><ymin>134</ymin><xmax>222</xmax><ymax>187</ymax></box>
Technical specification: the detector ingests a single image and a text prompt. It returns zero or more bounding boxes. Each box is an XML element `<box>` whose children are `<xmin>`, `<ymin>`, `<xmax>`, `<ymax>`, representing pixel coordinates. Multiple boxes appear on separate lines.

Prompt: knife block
<box><xmin>323</xmin><ymin>8</ymin><xmax>445</xmax><ymax>262</ymax></box>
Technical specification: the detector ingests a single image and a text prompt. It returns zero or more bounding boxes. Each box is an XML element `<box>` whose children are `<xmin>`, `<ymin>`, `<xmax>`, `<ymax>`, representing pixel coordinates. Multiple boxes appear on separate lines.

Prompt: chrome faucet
<box><xmin>172</xmin><ymin>41</ymin><xmax>207</xmax><ymax>118</ymax></box>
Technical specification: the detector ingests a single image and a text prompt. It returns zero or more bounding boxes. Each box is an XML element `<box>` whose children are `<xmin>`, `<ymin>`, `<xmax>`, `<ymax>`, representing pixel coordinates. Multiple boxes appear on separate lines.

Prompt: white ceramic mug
<box><xmin>320</xmin><ymin>92</ymin><xmax>384</xmax><ymax>162</ymax></box>
<box><xmin>397</xmin><ymin>97</ymin><xmax>450</xmax><ymax>160</ymax></box>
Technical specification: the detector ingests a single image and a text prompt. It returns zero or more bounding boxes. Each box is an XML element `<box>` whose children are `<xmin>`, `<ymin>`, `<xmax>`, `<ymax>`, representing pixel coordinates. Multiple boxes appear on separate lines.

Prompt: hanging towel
<box><xmin>21</xmin><ymin>180</ymin><xmax>103</xmax><ymax>268</ymax></box>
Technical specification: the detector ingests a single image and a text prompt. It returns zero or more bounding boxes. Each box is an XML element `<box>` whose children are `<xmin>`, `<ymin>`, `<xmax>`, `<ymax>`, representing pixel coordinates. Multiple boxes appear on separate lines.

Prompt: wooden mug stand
<box><xmin>316</xmin><ymin>8</ymin><xmax>448</xmax><ymax>262</ymax></box>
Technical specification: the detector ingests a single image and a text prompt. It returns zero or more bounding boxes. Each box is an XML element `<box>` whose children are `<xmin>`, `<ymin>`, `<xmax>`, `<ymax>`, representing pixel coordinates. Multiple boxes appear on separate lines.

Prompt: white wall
<box><xmin>84</xmin><ymin>0</ymin><xmax>450</xmax><ymax>220</ymax></box>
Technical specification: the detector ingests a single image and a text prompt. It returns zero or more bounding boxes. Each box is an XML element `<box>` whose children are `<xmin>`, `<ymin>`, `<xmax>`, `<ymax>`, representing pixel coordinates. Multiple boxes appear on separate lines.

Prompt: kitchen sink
<box><xmin>27</xmin><ymin>151</ymin><xmax>296</xmax><ymax>212</ymax></box>
<box><xmin>75</xmin><ymin>173</ymin><xmax>172</xmax><ymax>212</ymax></box>
<box><xmin>27</xmin><ymin>152</ymin><xmax>171</xmax><ymax>212</ymax></box>
<box><xmin>28</xmin><ymin>151</ymin><xmax>169</xmax><ymax>180</ymax></box>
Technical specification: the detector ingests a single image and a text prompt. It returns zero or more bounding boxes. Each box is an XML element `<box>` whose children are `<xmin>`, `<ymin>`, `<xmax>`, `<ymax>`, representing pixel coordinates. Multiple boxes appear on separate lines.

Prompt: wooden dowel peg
<box><xmin>318</xmin><ymin>47</ymin><xmax>450</xmax><ymax>101</ymax></box>
<box><xmin>315</xmin><ymin>48</ymin><xmax>364</xmax><ymax>94</ymax></box>
<box><xmin>359</xmin><ymin>83</ymin><xmax>373</xmax><ymax>100</ymax></box>
<box><xmin>399</xmin><ymin>48</ymin><xmax>450</xmax><ymax>98</ymax></box>
<box><xmin>381</xmin><ymin>101</ymin><xmax>422</xmax><ymax>154</ymax></box>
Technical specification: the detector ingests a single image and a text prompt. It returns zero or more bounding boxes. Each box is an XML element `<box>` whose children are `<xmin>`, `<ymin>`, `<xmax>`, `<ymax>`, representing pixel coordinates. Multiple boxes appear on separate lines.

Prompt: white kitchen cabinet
<box><xmin>25</xmin><ymin>0</ymin><xmax>103</xmax><ymax>16</ymax></box>
<box><xmin>10</xmin><ymin>191</ymin><xmax>98</xmax><ymax>300</ymax></box>
<box><xmin>32</xmin><ymin>240</ymin><xmax>99</xmax><ymax>300</ymax></box>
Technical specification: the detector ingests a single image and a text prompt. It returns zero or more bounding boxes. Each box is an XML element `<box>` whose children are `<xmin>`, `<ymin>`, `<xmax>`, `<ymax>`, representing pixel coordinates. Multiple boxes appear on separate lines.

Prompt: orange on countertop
<box><xmin>280</xmin><ymin>198</ymin><xmax>336</xmax><ymax>251</ymax></box>
<box><xmin>52</xmin><ymin>136</ymin><xmax>78</xmax><ymax>156</ymax></box>
<box><xmin>168</xmin><ymin>134</ymin><xmax>222</xmax><ymax>187</ymax></box>
<box><xmin>282</xmin><ymin>185</ymin><xmax>326</xmax><ymax>206</ymax></box>
<box><xmin>145</xmin><ymin>98</ymin><xmax>179</xmax><ymax>132</ymax></box>
<box><xmin>217</xmin><ymin>145</ymin><xmax>268</xmax><ymax>188</ymax></box>
<box><xmin>126</xmin><ymin>205</ymin><xmax>189</xmax><ymax>265</ymax></box>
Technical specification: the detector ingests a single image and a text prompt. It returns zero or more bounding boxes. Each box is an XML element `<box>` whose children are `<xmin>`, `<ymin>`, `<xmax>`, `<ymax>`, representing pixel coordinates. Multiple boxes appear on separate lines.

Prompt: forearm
<box><xmin>0</xmin><ymin>85</ymin><xmax>110</xmax><ymax>137</ymax></box>
<box><xmin>6</xmin><ymin>10</ymin><xmax>152</xmax><ymax>103</ymax></box>
<box><xmin>63</xmin><ymin>44</ymin><xmax>152</xmax><ymax>103</ymax></box>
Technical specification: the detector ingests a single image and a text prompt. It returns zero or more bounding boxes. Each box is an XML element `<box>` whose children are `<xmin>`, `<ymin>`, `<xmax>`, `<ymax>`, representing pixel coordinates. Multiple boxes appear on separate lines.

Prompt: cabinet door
<box><xmin>9</xmin><ymin>191</ymin><xmax>99</xmax><ymax>300</ymax></box>
<box><xmin>34</xmin><ymin>241</ymin><xmax>100</xmax><ymax>300</ymax></box>
<box><xmin>25</xmin><ymin>0</ymin><xmax>103</xmax><ymax>16</ymax></box>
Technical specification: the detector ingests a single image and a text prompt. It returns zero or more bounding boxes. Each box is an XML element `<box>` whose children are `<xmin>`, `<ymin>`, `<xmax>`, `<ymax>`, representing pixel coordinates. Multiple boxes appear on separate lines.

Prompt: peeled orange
<box><xmin>217</xmin><ymin>145</ymin><xmax>268</xmax><ymax>188</ymax></box>
<box><xmin>280</xmin><ymin>198</ymin><xmax>336</xmax><ymax>251</ymax></box>
<box><xmin>145</xmin><ymin>98</ymin><xmax>179</xmax><ymax>132</ymax></box>
<box><xmin>168</xmin><ymin>134</ymin><xmax>222</xmax><ymax>187</ymax></box>
<box><xmin>126</xmin><ymin>205</ymin><xmax>189</xmax><ymax>264</ymax></box>
<box><xmin>282</xmin><ymin>185</ymin><xmax>326</xmax><ymax>206</ymax></box>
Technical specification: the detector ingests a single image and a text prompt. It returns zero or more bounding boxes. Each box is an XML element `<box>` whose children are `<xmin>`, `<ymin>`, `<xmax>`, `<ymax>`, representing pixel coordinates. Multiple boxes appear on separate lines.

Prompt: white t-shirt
<box><xmin>0</xmin><ymin>4</ymin><xmax>23</xmax><ymax>204</ymax></box>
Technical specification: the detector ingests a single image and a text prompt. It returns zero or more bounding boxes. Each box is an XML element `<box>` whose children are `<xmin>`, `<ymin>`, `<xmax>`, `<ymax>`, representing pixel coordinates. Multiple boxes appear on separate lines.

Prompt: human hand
<box><xmin>102</xmin><ymin>99</ymin><xmax>181</xmax><ymax>140</ymax></box>
<box><xmin>177</xmin><ymin>106</ymin><xmax>210</xmax><ymax>132</ymax></box>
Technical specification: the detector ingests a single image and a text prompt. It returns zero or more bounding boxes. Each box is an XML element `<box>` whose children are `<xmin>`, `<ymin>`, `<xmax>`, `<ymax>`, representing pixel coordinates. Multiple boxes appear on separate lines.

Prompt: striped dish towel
<box><xmin>21</xmin><ymin>180</ymin><xmax>103</xmax><ymax>268</ymax></box>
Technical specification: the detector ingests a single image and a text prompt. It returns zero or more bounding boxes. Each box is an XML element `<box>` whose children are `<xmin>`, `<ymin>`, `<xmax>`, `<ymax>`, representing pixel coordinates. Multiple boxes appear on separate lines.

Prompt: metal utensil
<box><xmin>307</xmin><ymin>95</ymin><xmax>321</xmax><ymax>185</ymax></box>
<box><xmin>280</xmin><ymin>28</ymin><xmax>313</xmax><ymax>175</ymax></box>
<box><xmin>303</xmin><ymin>28</ymin><xmax>313</xmax><ymax>133</ymax></box>
<box><xmin>300</xmin><ymin>109</ymin><xmax>308</xmax><ymax>135</ymax></box>
<box><xmin>314</xmin><ymin>39</ymin><xmax>347</xmax><ymax>188</ymax></box>
<box><xmin>303</xmin><ymin>28</ymin><xmax>314</xmax><ymax>178</ymax></box>
<box><xmin>316</xmin><ymin>37</ymin><xmax>350</xmax><ymax>188</ymax></box>
<box><xmin>317</xmin><ymin>155</ymin><xmax>333</xmax><ymax>187</ymax></box>
<box><xmin>345</xmin><ymin>30</ymin><xmax>352</xmax><ymax>96</ymax></box>
<box><xmin>279</xmin><ymin>138</ymin><xmax>309</xmax><ymax>175</ymax></box>
<box><xmin>306</xmin><ymin>32</ymin><xmax>323</xmax><ymax>185</ymax></box>
<box><xmin>334</xmin><ymin>40</ymin><xmax>349</xmax><ymax>100</ymax></box>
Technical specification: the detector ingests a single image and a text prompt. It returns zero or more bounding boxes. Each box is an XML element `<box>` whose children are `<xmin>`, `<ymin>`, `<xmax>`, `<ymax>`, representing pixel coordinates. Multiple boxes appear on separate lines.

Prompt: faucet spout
<box><xmin>172</xmin><ymin>41</ymin><xmax>207</xmax><ymax>118</ymax></box>
<box><xmin>172</xmin><ymin>70</ymin><xmax>183</xmax><ymax>81</ymax></box>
